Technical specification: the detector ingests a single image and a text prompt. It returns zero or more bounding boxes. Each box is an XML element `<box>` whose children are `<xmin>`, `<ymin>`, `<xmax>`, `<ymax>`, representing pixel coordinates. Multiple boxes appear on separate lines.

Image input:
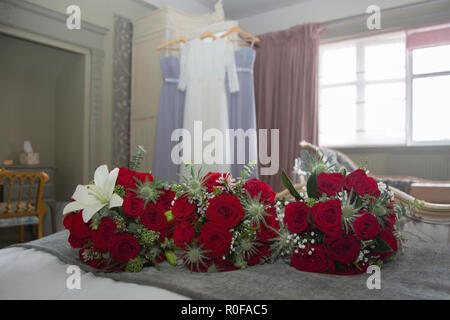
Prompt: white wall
<box><xmin>24</xmin><ymin>0</ymin><xmax>155</xmax><ymax>168</ymax></box>
<box><xmin>240</xmin><ymin>0</ymin><xmax>429</xmax><ymax>35</ymax></box>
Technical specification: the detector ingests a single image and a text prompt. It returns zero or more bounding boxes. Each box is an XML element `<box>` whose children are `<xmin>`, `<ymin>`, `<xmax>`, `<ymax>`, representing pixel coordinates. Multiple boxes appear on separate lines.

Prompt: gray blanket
<box><xmin>12</xmin><ymin>231</ymin><xmax>450</xmax><ymax>300</ymax></box>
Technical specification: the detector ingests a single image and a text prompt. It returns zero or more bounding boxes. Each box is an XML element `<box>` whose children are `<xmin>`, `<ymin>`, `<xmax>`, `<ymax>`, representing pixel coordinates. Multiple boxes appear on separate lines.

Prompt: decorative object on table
<box><xmin>63</xmin><ymin>145</ymin><xmax>278</xmax><ymax>273</ymax></box>
<box><xmin>170</xmin><ymin>162</ymin><xmax>277</xmax><ymax>272</ymax></box>
<box><xmin>0</xmin><ymin>168</ymin><xmax>49</xmax><ymax>241</ymax></box>
<box><xmin>62</xmin><ymin>146</ymin><xmax>178</xmax><ymax>272</ymax></box>
<box><xmin>19</xmin><ymin>140</ymin><xmax>39</xmax><ymax>165</ymax></box>
<box><xmin>273</xmin><ymin>153</ymin><xmax>423</xmax><ymax>275</ymax></box>
<box><xmin>293</xmin><ymin>141</ymin><xmax>450</xmax><ymax>243</ymax></box>
<box><xmin>2</xmin><ymin>160</ymin><xmax>13</xmax><ymax>166</ymax></box>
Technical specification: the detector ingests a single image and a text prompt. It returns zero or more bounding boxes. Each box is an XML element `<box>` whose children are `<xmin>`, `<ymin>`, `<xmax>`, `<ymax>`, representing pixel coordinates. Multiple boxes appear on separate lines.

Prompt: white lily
<box><xmin>63</xmin><ymin>165</ymin><xmax>124</xmax><ymax>222</ymax></box>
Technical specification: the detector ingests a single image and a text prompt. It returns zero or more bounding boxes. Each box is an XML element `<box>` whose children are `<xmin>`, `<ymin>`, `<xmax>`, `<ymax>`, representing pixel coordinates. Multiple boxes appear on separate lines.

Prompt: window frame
<box><xmin>407</xmin><ymin>47</ymin><xmax>450</xmax><ymax>147</ymax></box>
<box><xmin>319</xmin><ymin>33</ymin><xmax>450</xmax><ymax>148</ymax></box>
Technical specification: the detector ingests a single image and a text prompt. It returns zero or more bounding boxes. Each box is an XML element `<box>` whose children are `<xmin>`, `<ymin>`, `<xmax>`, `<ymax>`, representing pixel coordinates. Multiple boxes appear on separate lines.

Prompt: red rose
<box><xmin>256</xmin><ymin>208</ymin><xmax>280</xmax><ymax>243</ymax></box>
<box><xmin>198</xmin><ymin>222</ymin><xmax>232</xmax><ymax>259</ymax></box>
<box><xmin>284</xmin><ymin>202</ymin><xmax>309</xmax><ymax>234</ymax></box>
<box><xmin>290</xmin><ymin>244</ymin><xmax>334</xmax><ymax>274</ymax></box>
<box><xmin>79</xmin><ymin>247</ymin><xmax>115</xmax><ymax>270</ymax></box>
<box><xmin>110</xmin><ymin>233</ymin><xmax>140</xmax><ymax>264</ymax></box>
<box><xmin>116</xmin><ymin>167</ymin><xmax>153</xmax><ymax>189</ymax></box>
<box><xmin>92</xmin><ymin>217</ymin><xmax>117</xmax><ymax>252</ymax></box>
<box><xmin>385</xmin><ymin>212</ymin><xmax>397</xmax><ymax>230</ymax></box>
<box><xmin>157</xmin><ymin>188</ymin><xmax>176</xmax><ymax>212</ymax></box>
<box><xmin>173</xmin><ymin>221</ymin><xmax>196</xmax><ymax>249</ymax></box>
<box><xmin>206</xmin><ymin>193</ymin><xmax>244</xmax><ymax>229</ymax></box>
<box><xmin>158</xmin><ymin>220</ymin><xmax>176</xmax><ymax>242</ymax></box>
<box><xmin>311</xmin><ymin>199</ymin><xmax>342</xmax><ymax>237</ymax></box>
<box><xmin>365</xmin><ymin>177</ymin><xmax>381</xmax><ymax>198</ymax></box>
<box><xmin>67</xmin><ymin>211</ymin><xmax>91</xmax><ymax>248</ymax></box>
<box><xmin>122</xmin><ymin>192</ymin><xmax>145</xmax><ymax>218</ymax></box>
<box><xmin>324</xmin><ymin>233</ymin><xmax>360</xmax><ymax>264</ymax></box>
<box><xmin>334</xmin><ymin>261</ymin><xmax>368</xmax><ymax>275</ymax></box>
<box><xmin>372</xmin><ymin>227</ymin><xmax>398</xmax><ymax>260</ymax></box>
<box><xmin>202</xmin><ymin>172</ymin><xmax>229</xmax><ymax>192</ymax></box>
<box><xmin>172</xmin><ymin>196</ymin><xmax>197</xmax><ymax>222</ymax></box>
<box><xmin>68</xmin><ymin>234</ymin><xmax>86</xmax><ymax>248</ymax></box>
<box><xmin>213</xmin><ymin>258</ymin><xmax>237</xmax><ymax>272</ymax></box>
<box><xmin>244</xmin><ymin>178</ymin><xmax>276</xmax><ymax>205</ymax></box>
<box><xmin>140</xmin><ymin>202</ymin><xmax>167</xmax><ymax>232</ymax></box>
<box><xmin>354</xmin><ymin>211</ymin><xmax>380</xmax><ymax>240</ymax></box>
<box><xmin>317</xmin><ymin>172</ymin><xmax>344</xmax><ymax>196</ymax></box>
<box><xmin>344</xmin><ymin>169</ymin><xmax>380</xmax><ymax>197</ymax></box>
<box><xmin>63</xmin><ymin>213</ymin><xmax>73</xmax><ymax>230</ymax></box>
<box><xmin>247</xmin><ymin>244</ymin><xmax>271</xmax><ymax>266</ymax></box>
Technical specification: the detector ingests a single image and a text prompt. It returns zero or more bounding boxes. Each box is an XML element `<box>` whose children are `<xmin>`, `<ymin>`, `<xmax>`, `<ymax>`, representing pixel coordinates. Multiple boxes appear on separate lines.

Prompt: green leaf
<box><xmin>127</xmin><ymin>223</ymin><xmax>142</xmax><ymax>234</ymax></box>
<box><xmin>373</xmin><ymin>236</ymin><xmax>393</xmax><ymax>253</ymax></box>
<box><xmin>306</xmin><ymin>172</ymin><xmax>318</xmax><ymax>199</ymax></box>
<box><xmin>281</xmin><ymin>170</ymin><xmax>303</xmax><ymax>201</ymax></box>
<box><xmin>129</xmin><ymin>145</ymin><xmax>146</xmax><ymax>171</ymax></box>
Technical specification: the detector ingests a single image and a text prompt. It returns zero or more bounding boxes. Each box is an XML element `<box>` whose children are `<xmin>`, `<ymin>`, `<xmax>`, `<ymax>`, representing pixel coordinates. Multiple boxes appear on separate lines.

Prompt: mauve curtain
<box><xmin>254</xmin><ymin>23</ymin><xmax>323</xmax><ymax>192</ymax></box>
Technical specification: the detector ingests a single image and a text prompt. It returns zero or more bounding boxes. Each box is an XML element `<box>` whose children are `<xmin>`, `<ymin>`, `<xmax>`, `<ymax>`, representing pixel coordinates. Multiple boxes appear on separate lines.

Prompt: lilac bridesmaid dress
<box><xmin>226</xmin><ymin>43</ymin><xmax>259</xmax><ymax>179</ymax></box>
<box><xmin>152</xmin><ymin>56</ymin><xmax>185</xmax><ymax>182</ymax></box>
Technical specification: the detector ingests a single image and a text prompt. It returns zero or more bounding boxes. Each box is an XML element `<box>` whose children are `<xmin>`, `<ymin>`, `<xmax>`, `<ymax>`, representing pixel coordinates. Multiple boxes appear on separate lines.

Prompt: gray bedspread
<box><xmin>12</xmin><ymin>231</ymin><xmax>450</xmax><ymax>300</ymax></box>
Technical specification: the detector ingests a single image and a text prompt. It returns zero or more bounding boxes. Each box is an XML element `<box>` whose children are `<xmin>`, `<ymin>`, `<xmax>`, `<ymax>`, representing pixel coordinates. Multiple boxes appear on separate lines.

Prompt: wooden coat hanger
<box><xmin>220</xmin><ymin>26</ymin><xmax>260</xmax><ymax>43</ymax></box>
<box><xmin>199</xmin><ymin>31</ymin><xmax>217</xmax><ymax>40</ymax></box>
<box><xmin>156</xmin><ymin>36</ymin><xmax>188</xmax><ymax>51</ymax></box>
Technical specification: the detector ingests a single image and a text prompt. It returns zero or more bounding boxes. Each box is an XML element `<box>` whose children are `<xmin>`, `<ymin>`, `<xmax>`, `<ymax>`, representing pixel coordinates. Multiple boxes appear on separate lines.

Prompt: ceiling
<box><xmin>142</xmin><ymin>0</ymin><xmax>311</xmax><ymax>19</ymax></box>
<box><xmin>194</xmin><ymin>0</ymin><xmax>311</xmax><ymax>19</ymax></box>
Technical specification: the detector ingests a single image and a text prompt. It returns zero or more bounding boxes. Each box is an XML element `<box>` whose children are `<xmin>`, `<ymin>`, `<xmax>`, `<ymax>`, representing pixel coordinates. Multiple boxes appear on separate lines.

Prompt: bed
<box><xmin>1</xmin><ymin>230</ymin><xmax>449</xmax><ymax>300</ymax></box>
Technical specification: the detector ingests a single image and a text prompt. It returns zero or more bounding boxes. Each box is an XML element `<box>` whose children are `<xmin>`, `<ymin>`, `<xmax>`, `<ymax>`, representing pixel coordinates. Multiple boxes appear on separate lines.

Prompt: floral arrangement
<box><xmin>62</xmin><ymin>147</ymin><xmax>278</xmax><ymax>273</ymax></box>
<box><xmin>272</xmin><ymin>155</ymin><xmax>418</xmax><ymax>275</ymax></box>
<box><xmin>63</xmin><ymin>146</ymin><xmax>418</xmax><ymax>275</ymax></box>
<box><xmin>62</xmin><ymin>146</ymin><xmax>179</xmax><ymax>272</ymax></box>
<box><xmin>169</xmin><ymin>165</ymin><xmax>278</xmax><ymax>272</ymax></box>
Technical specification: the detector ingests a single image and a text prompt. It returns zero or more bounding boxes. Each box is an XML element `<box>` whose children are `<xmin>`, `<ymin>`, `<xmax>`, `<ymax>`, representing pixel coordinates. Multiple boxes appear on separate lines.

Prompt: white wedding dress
<box><xmin>178</xmin><ymin>38</ymin><xmax>239</xmax><ymax>177</ymax></box>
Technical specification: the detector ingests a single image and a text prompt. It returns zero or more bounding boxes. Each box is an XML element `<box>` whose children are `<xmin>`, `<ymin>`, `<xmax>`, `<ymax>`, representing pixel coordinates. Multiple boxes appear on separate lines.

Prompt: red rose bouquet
<box><xmin>274</xmin><ymin>155</ymin><xmax>419</xmax><ymax>275</ymax></box>
<box><xmin>63</xmin><ymin>146</ymin><xmax>178</xmax><ymax>272</ymax></box>
<box><xmin>168</xmin><ymin>164</ymin><xmax>278</xmax><ymax>272</ymax></box>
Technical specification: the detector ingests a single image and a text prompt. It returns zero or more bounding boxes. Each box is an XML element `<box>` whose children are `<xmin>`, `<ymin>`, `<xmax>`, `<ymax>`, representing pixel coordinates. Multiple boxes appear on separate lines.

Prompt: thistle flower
<box><xmin>182</xmin><ymin>243</ymin><xmax>210</xmax><ymax>272</ymax></box>
<box><xmin>238</xmin><ymin>237</ymin><xmax>260</xmax><ymax>260</ymax></box>
<box><xmin>241</xmin><ymin>191</ymin><xmax>271</xmax><ymax>226</ymax></box>
<box><xmin>270</xmin><ymin>224</ymin><xmax>294</xmax><ymax>260</ymax></box>
<box><xmin>128</xmin><ymin>176</ymin><xmax>163</xmax><ymax>208</ymax></box>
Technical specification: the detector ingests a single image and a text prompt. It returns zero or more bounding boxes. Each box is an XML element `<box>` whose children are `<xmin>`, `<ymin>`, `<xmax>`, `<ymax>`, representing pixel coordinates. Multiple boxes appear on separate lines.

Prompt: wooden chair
<box><xmin>0</xmin><ymin>168</ymin><xmax>49</xmax><ymax>242</ymax></box>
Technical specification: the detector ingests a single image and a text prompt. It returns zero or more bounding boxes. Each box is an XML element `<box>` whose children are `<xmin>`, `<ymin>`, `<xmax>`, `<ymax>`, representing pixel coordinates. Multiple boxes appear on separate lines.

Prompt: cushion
<box><xmin>0</xmin><ymin>215</ymin><xmax>39</xmax><ymax>228</ymax></box>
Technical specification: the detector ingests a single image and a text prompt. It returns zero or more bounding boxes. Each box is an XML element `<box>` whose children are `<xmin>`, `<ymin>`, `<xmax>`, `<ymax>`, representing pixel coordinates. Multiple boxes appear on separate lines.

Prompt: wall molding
<box><xmin>0</xmin><ymin>0</ymin><xmax>108</xmax><ymax>179</ymax></box>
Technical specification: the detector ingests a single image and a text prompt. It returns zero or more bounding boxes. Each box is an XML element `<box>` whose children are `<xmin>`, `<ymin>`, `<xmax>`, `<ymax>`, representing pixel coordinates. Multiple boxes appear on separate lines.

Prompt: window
<box><xmin>411</xmin><ymin>44</ymin><xmax>450</xmax><ymax>142</ymax></box>
<box><xmin>319</xmin><ymin>27</ymin><xmax>450</xmax><ymax>147</ymax></box>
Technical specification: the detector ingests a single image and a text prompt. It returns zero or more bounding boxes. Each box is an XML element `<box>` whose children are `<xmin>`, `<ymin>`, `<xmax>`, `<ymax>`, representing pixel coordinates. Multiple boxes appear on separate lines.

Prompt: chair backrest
<box><xmin>0</xmin><ymin>168</ymin><xmax>49</xmax><ymax>216</ymax></box>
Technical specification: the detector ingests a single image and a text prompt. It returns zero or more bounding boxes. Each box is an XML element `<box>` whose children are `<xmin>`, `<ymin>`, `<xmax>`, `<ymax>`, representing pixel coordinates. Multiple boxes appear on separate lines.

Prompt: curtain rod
<box><xmin>322</xmin><ymin>0</ymin><xmax>449</xmax><ymax>27</ymax></box>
